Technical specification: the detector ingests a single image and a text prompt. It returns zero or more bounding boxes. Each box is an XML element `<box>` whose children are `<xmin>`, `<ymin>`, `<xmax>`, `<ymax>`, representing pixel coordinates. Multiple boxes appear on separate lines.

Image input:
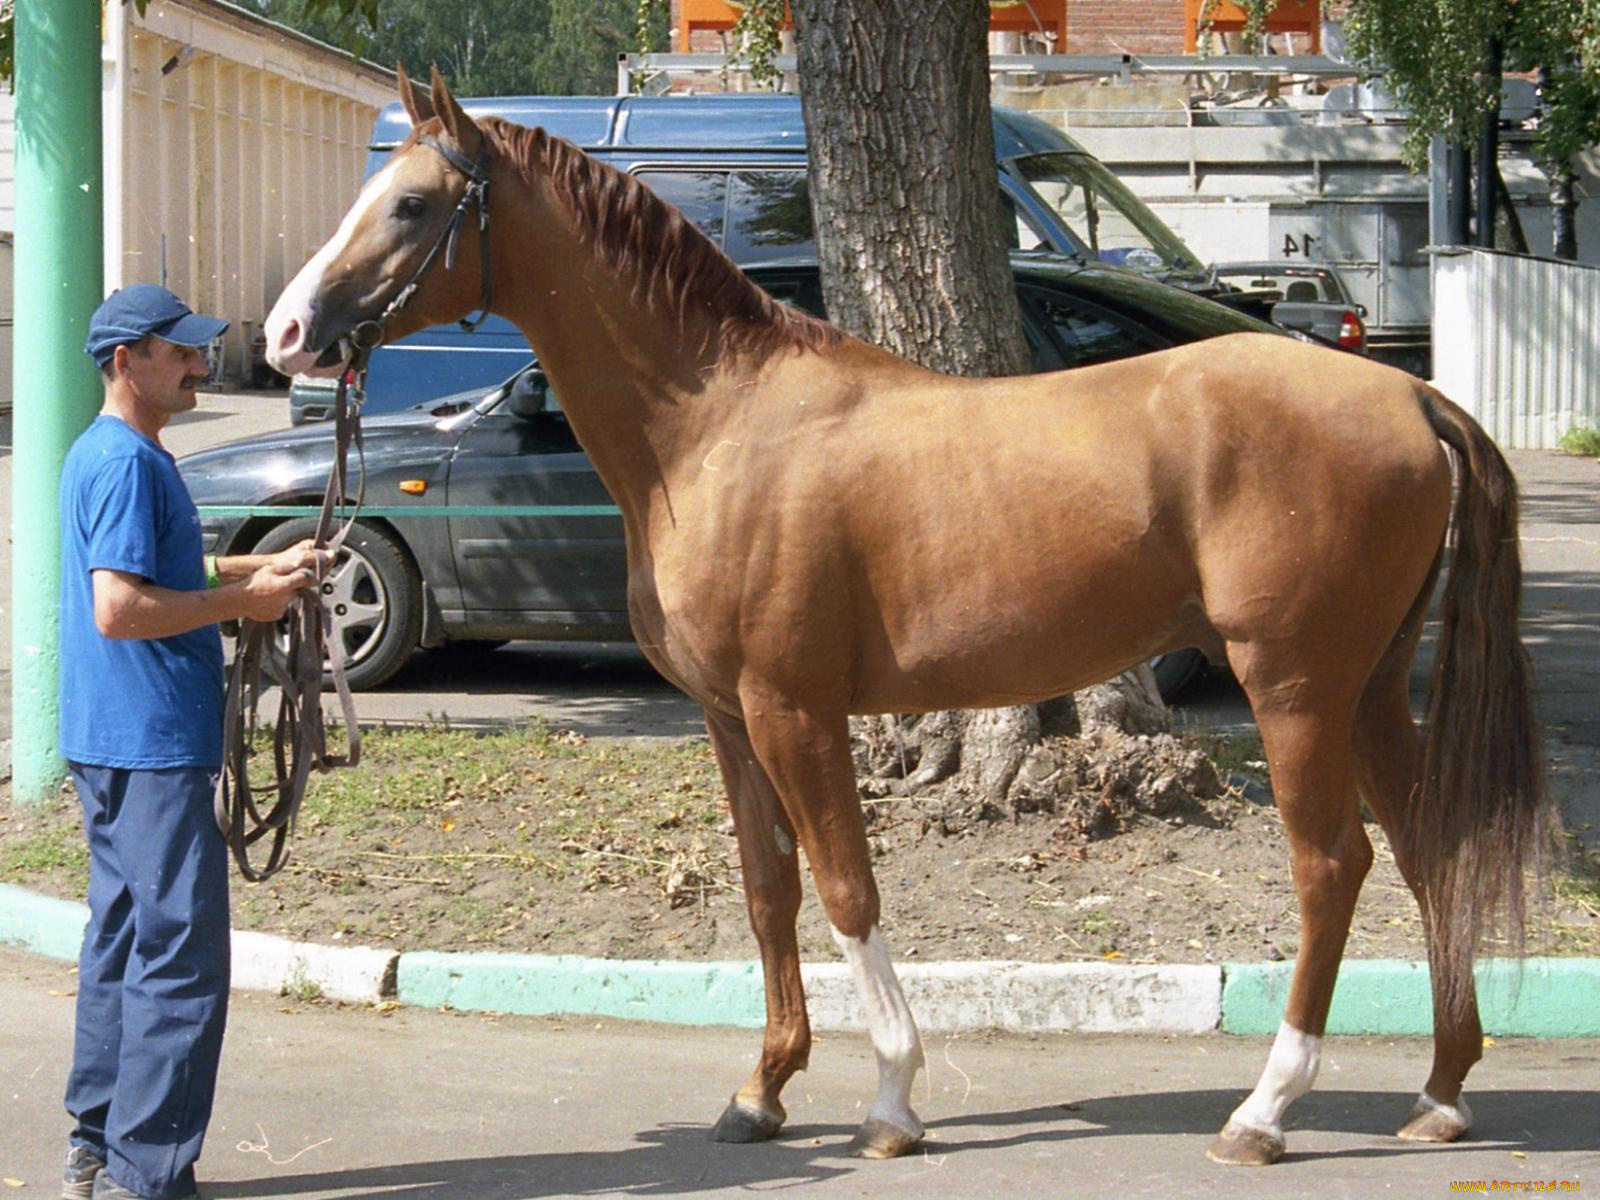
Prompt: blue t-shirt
<box><xmin>58</xmin><ymin>415</ymin><xmax>225</xmax><ymax>768</ymax></box>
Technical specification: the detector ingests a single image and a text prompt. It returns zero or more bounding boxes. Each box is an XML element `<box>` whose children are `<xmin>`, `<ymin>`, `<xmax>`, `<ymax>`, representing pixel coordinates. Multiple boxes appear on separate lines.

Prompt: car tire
<box><xmin>251</xmin><ymin>518</ymin><xmax>423</xmax><ymax>690</ymax></box>
<box><xmin>1147</xmin><ymin>648</ymin><xmax>1205</xmax><ymax>702</ymax></box>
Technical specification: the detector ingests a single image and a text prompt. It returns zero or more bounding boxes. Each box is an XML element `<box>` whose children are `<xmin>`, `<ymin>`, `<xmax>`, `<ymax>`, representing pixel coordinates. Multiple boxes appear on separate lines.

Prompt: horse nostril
<box><xmin>278</xmin><ymin>318</ymin><xmax>303</xmax><ymax>353</ymax></box>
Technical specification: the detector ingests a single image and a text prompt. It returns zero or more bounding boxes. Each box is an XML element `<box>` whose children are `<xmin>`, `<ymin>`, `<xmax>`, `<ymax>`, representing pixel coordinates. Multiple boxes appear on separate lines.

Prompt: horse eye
<box><xmin>396</xmin><ymin>195</ymin><xmax>427</xmax><ymax>220</ymax></box>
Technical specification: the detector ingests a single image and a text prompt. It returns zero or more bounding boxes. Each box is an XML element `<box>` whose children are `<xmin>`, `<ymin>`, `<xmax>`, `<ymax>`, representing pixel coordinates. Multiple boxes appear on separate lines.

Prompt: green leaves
<box><xmin>1342</xmin><ymin>0</ymin><xmax>1600</xmax><ymax>169</ymax></box>
<box><xmin>727</xmin><ymin>0</ymin><xmax>788</xmax><ymax>90</ymax></box>
<box><xmin>237</xmin><ymin>0</ymin><xmax>669</xmax><ymax>96</ymax></box>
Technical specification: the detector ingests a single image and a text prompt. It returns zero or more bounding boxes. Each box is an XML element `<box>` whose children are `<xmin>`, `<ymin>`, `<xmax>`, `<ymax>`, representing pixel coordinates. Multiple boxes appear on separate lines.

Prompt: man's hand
<box><xmin>269</xmin><ymin>538</ymin><xmax>334</xmax><ymax>581</ymax></box>
<box><xmin>238</xmin><ymin>545</ymin><xmax>330</xmax><ymax>624</ymax></box>
<box><xmin>92</xmin><ymin>542</ymin><xmax>335</xmax><ymax>640</ymax></box>
<box><xmin>216</xmin><ymin>538</ymin><xmax>333</xmax><ymax>587</ymax></box>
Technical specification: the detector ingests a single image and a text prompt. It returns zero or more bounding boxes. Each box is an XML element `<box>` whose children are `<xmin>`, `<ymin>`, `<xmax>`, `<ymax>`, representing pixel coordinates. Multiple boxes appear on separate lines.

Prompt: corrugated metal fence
<box><xmin>1431</xmin><ymin>246</ymin><xmax>1600</xmax><ymax>449</ymax></box>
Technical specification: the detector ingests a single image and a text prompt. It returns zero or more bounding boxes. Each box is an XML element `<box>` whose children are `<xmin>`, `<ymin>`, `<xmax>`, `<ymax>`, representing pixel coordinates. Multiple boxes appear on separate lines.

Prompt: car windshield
<box><xmin>1009</xmin><ymin>152</ymin><xmax>1207</xmax><ymax>283</ymax></box>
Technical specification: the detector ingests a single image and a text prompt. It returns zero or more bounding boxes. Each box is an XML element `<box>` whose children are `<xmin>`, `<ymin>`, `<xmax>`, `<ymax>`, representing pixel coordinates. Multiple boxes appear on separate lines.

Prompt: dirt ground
<box><xmin>3</xmin><ymin>723</ymin><xmax>1597</xmax><ymax>967</ymax></box>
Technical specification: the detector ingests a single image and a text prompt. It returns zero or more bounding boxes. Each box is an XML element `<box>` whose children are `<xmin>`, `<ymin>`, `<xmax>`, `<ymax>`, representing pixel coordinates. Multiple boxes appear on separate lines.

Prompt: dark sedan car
<box><xmin>181</xmin><ymin>255</ymin><xmax>1281</xmax><ymax>693</ymax></box>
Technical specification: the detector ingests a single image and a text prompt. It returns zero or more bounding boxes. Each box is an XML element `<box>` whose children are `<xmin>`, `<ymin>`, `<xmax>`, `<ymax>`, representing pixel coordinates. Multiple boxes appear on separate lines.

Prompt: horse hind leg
<box><xmin>740</xmin><ymin>689</ymin><xmax>926</xmax><ymax>1159</ymax></box>
<box><xmin>1209</xmin><ymin>667</ymin><xmax>1373</xmax><ymax>1166</ymax></box>
<box><xmin>704</xmin><ymin>710</ymin><xmax>811</xmax><ymax>1144</ymax></box>
<box><xmin>1351</xmin><ymin>640</ymin><xmax>1478</xmax><ymax>1144</ymax></box>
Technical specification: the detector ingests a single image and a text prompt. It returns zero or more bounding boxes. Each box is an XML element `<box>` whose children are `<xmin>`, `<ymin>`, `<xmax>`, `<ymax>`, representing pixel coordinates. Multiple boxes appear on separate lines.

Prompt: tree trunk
<box><xmin>1551</xmin><ymin>162</ymin><xmax>1578</xmax><ymax>259</ymax></box>
<box><xmin>1474</xmin><ymin>35</ymin><xmax>1502</xmax><ymax>250</ymax></box>
<box><xmin>790</xmin><ymin>0</ymin><xmax>1169</xmax><ymax>805</ymax></box>
<box><xmin>792</xmin><ymin>0</ymin><xmax>1028</xmax><ymax>378</ymax></box>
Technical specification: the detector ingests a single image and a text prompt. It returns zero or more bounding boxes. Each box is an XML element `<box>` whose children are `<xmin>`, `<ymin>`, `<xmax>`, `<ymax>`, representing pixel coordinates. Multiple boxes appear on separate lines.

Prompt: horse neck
<box><xmin>494</xmin><ymin>169</ymin><xmax>746</xmax><ymax>509</ymax></box>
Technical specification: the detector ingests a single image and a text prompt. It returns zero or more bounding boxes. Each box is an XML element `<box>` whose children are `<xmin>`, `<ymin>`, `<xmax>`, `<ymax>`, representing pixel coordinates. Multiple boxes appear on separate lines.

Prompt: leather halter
<box><xmin>368</xmin><ymin>134</ymin><xmax>493</xmax><ymax>341</ymax></box>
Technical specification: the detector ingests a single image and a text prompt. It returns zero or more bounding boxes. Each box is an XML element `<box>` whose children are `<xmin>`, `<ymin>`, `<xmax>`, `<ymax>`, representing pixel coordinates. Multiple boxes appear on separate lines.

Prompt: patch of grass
<box><xmin>0</xmin><ymin>822</ymin><xmax>88</xmax><ymax>879</ymax></box>
<box><xmin>1557</xmin><ymin>426</ymin><xmax>1600</xmax><ymax>458</ymax></box>
<box><xmin>282</xmin><ymin>962</ymin><xmax>324</xmax><ymax>1004</ymax></box>
<box><xmin>1183</xmin><ymin>730</ymin><xmax>1268</xmax><ymax>780</ymax></box>
<box><xmin>1554</xmin><ymin>851</ymin><xmax>1600</xmax><ymax>911</ymax></box>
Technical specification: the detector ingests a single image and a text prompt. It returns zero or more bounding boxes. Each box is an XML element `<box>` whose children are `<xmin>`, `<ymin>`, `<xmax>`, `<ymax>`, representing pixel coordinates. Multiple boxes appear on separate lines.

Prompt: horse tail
<box><xmin>1409</xmin><ymin>385</ymin><xmax>1552</xmax><ymax>1022</ymax></box>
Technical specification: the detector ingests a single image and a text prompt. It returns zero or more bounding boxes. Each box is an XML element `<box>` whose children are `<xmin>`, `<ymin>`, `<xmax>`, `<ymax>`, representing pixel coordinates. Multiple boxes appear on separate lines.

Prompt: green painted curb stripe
<box><xmin>397</xmin><ymin>951</ymin><xmax>766</xmax><ymax>1027</ymax></box>
<box><xmin>1221</xmin><ymin>958</ymin><xmax>1600</xmax><ymax>1037</ymax></box>
<box><xmin>6</xmin><ymin>879</ymin><xmax>1600</xmax><ymax>1037</ymax></box>
<box><xmin>0</xmin><ymin>884</ymin><xmax>87</xmax><ymax>961</ymax></box>
<box><xmin>196</xmin><ymin>504</ymin><xmax>621</xmax><ymax>519</ymax></box>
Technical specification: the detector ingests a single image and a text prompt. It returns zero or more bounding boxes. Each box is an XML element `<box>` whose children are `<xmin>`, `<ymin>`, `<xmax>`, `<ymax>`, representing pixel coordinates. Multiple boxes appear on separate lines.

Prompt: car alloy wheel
<box><xmin>251</xmin><ymin>517</ymin><xmax>423</xmax><ymax>690</ymax></box>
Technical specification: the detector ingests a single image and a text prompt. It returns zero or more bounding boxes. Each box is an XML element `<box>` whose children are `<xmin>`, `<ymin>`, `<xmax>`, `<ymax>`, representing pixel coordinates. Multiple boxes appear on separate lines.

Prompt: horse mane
<box><xmin>477</xmin><ymin>116</ymin><xmax>839</xmax><ymax>365</ymax></box>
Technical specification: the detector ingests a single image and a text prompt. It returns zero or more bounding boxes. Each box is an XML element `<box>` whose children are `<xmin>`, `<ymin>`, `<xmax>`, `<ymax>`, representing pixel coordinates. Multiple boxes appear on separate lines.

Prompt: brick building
<box><xmin>672</xmin><ymin>1</ymin><xmax>1343</xmax><ymax>58</ymax></box>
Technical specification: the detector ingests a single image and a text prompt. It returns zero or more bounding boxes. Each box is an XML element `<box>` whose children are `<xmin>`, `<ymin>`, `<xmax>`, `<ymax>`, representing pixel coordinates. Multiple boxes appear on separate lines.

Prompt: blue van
<box><xmin>291</xmin><ymin>93</ymin><xmax>1216</xmax><ymax>421</ymax></box>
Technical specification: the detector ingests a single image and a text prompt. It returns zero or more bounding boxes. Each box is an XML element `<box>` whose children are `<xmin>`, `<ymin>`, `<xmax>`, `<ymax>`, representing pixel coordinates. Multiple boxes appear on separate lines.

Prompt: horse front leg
<box><xmin>740</xmin><ymin>690</ymin><xmax>926</xmax><ymax>1159</ymax></box>
<box><xmin>704</xmin><ymin>709</ymin><xmax>810</xmax><ymax>1143</ymax></box>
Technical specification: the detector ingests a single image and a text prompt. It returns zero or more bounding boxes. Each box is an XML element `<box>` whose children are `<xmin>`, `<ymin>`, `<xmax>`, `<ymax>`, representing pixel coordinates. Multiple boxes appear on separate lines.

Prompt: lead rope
<box><xmin>214</xmin><ymin>338</ymin><xmax>374</xmax><ymax>882</ymax></box>
<box><xmin>213</xmin><ymin>136</ymin><xmax>490</xmax><ymax>880</ymax></box>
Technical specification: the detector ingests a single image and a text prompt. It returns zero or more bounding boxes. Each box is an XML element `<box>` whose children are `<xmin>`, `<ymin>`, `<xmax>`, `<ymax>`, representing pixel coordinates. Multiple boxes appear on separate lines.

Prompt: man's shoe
<box><xmin>61</xmin><ymin>1146</ymin><xmax>104</xmax><ymax>1200</ymax></box>
<box><xmin>90</xmin><ymin>1173</ymin><xmax>199</xmax><ymax>1200</ymax></box>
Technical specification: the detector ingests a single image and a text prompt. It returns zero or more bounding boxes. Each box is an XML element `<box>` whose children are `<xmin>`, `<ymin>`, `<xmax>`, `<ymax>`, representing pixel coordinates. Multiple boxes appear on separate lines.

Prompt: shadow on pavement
<box><xmin>205</xmin><ymin>1088</ymin><xmax>1596</xmax><ymax>1198</ymax></box>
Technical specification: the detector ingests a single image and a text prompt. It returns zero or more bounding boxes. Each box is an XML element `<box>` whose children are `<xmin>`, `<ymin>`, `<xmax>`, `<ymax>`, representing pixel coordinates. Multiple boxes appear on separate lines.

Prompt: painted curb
<box><xmin>0</xmin><ymin>882</ymin><xmax>89</xmax><ymax>960</ymax></box>
<box><xmin>396</xmin><ymin>954</ymin><xmax>1222</xmax><ymax>1034</ymax></box>
<box><xmin>0</xmin><ymin>884</ymin><xmax>398</xmax><ymax>1004</ymax></box>
<box><xmin>1222</xmin><ymin>958</ymin><xmax>1600</xmax><ymax>1037</ymax></box>
<box><xmin>803</xmin><ymin>961</ymin><xmax>1220</xmax><ymax>1033</ymax></box>
<box><xmin>232</xmin><ymin>930</ymin><xmax>398</xmax><ymax>1003</ymax></box>
<box><xmin>5</xmin><ymin>885</ymin><xmax>1597</xmax><ymax>1035</ymax></box>
<box><xmin>398</xmin><ymin>952</ymin><xmax>767</xmax><ymax>1026</ymax></box>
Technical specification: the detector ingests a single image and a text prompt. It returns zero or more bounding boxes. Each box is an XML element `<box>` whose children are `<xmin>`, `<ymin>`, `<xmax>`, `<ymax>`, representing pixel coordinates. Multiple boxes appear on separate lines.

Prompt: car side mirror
<box><xmin>506</xmin><ymin>369</ymin><xmax>551</xmax><ymax>419</ymax></box>
<box><xmin>1356</xmin><ymin>304</ymin><xmax>1369</xmax><ymax>319</ymax></box>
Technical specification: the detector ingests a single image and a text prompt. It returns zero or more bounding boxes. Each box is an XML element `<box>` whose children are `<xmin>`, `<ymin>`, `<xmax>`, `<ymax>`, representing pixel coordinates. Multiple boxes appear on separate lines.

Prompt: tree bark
<box><xmin>1551</xmin><ymin>162</ymin><xmax>1578</xmax><ymax>259</ymax></box>
<box><xmin>791</xmin><ymin>0</ymin><xmax>1029</xmax><ymax>378</ymax></box>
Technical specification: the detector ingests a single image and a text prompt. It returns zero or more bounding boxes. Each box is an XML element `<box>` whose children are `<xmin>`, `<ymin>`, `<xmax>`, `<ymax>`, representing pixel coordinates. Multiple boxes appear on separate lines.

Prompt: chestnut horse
<box><xmin>265</xmin><ymin>69</ymin><xmax>1548</xmax><ymax>1166</ymax></box>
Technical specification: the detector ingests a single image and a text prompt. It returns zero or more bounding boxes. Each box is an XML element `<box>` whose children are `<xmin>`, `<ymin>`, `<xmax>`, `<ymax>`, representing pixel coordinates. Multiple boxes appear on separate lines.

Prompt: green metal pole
<box><xmin>11</xmin><ymin>0</ymin><xmax>105</xmax><ymax>803</ymax></box>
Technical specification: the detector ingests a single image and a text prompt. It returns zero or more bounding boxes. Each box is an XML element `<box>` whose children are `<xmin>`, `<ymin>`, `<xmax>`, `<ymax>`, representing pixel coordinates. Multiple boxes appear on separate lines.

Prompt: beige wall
<box><xmin>111</xmin><ymin>0</ymin><xmax>394</xmax><ymax>381</ymax></box>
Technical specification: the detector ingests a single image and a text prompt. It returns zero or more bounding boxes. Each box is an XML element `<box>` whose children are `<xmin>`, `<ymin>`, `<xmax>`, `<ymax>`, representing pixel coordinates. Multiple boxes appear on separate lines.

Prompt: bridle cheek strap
<box><xmin>377</xmin><ymin>134</ymin><xmax>493</xmax><ymax>334</ymax></box>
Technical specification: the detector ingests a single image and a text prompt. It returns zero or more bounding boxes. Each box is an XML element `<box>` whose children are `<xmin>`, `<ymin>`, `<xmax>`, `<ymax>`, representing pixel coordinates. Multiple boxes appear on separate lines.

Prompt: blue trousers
<box><xmin>65</xmin><ymin>764</ymin><xmax>230</xmax><ymax>1200</ymax></box>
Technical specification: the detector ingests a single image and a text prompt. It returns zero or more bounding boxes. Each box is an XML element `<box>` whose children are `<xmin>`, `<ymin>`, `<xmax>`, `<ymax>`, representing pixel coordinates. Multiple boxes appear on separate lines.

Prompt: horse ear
<box><xmin>428</xmin><ymin>66</ymin><xmax>483</xmax><ymax>160</ymax></box>
<box><xmin>397</xmin><ymin>63</ymin><xmax>435</xmax><ymax>127</ymax></box>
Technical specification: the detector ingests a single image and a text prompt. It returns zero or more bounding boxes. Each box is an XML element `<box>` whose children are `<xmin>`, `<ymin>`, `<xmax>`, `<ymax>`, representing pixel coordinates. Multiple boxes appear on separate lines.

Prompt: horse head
<box><xmin>265</xmin><ymin>66</ymin><xmax>493</xmax><ymax>378</ymax></box>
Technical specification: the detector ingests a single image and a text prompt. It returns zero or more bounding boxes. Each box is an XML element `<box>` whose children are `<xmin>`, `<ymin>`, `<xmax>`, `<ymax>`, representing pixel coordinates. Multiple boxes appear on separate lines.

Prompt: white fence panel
<box><xmin>1431</xmin><ymin>247</ymin><xmax>1600</xmax><ymax>449</ymax></box>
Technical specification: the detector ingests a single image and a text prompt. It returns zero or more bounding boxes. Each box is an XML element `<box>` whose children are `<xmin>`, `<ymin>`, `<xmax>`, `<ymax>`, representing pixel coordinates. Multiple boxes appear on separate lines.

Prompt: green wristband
<box><xmin>205</xmin><ymin>555</ymin><xmax>221</xmax><ymax>588</ymax></box>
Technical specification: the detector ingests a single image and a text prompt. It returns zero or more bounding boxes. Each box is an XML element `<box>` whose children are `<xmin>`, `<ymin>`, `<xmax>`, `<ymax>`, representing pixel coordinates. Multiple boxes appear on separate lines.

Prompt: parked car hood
<box><xmin>177</xmin><ymin>395</ymin><xmax>478</xmax><ymax>503</ymax></box>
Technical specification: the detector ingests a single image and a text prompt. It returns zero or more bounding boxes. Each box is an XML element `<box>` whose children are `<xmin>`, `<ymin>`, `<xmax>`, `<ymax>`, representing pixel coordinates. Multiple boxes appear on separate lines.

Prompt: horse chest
<box><xmin>622</xmin><ymin>551</ymin><xmax>750</xmax><ymax>709</ymax></box>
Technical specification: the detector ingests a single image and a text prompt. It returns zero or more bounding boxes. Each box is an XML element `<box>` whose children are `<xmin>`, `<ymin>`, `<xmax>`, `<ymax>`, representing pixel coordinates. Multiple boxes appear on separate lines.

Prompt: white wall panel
<box><xmin>1432</xmin><ymin>247</ymin><xmax>1600</xmax><ymax>449</ymax></box>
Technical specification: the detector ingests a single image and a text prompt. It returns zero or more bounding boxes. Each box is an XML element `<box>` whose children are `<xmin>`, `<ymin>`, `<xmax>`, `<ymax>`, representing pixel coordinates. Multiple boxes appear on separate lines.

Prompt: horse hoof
<box><xmin>847</xmin><ymin>1116</ymin><xmax>922</xmax><ymax>1159</ymax></box>
<box><xmin>711</xmin><ymin>1099</ymin><xmax>785</xmax><ymax>1143</ymax></box>
<box><xmin>1397</xmin><ymin>1096</ymin><xmax>1470</xmax><ymax>1143</ymax></box>
<box><xmin>1206</xmin><ymin>1122</ymin><xmax>1285</xmax><ymax>1166</ymax></box>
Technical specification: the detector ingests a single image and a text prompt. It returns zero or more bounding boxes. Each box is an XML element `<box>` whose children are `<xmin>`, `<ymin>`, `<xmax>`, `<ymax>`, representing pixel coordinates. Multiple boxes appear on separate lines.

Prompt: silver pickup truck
<box><xmin>1212</xmin><ymin>261</ymin><xmax>1368</xmax><ymax>354</ymax></box>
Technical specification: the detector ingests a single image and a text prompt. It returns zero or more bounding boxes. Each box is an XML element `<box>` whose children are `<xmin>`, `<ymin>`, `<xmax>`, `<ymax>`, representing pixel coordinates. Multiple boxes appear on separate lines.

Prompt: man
<box><xmin>58</xmin><ymin>284</ymin><xmax>326</xmax><ymax>1200</ymax></box>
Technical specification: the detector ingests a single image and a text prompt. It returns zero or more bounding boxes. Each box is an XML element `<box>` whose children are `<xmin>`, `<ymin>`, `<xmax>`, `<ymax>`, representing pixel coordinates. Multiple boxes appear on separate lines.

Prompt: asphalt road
<box><xmin>2</xmin><ymin>946</ymin><xmax>1597</xmax><ymax>1199</ymax></box>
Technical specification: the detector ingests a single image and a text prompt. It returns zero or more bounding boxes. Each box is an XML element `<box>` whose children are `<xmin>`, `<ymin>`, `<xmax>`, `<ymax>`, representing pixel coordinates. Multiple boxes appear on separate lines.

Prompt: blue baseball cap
<box><xmin>85</xmin><ymin>284</ymin><xmax>229</xmax><ymax>368</ymax></box>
